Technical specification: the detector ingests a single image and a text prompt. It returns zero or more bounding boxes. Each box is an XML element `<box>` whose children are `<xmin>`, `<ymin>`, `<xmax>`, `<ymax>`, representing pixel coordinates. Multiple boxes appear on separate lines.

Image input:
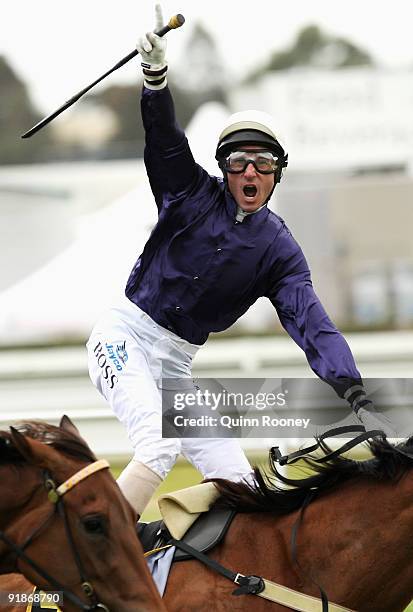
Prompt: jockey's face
<box><xmin>226</xmin><ymin>146</ymin><xmax>276</xmax><ymax>212</ymax></box>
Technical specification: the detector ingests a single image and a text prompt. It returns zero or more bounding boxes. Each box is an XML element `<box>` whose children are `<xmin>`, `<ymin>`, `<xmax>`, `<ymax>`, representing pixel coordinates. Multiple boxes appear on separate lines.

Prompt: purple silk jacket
<box><xmin>126</xmin><ymin>86</ymin><xmax>362</xmax><ymax>398</ymax></box>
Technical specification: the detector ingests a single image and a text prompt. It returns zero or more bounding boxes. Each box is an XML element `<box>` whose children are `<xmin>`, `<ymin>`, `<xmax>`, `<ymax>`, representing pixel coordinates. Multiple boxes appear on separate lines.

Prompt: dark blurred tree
<box><xmin>245</xmin><ymin>24</ymin><xmax>374</xmax><ymax>82</ymax></box>
<box><xmin>91</xmin><ymin>83</ymin><xmax>145</xmax><ymax>155</ymax></box>
<box><xmin>87</xmin><ymin>74</ymin><xmax>202</xmax><ymax>157</ymax></box>
<box><xmin>0</xmin><ymin>56</ymin><xmax>52</xmax><ymax>164</ymax></box>
<box><xmin>332</xmin><ymin>36</ymin><xmax>374</xmax><ymax>68</ymax></box>
<box><xmin>86</xmin><ymin>23</ymin><xmax>228</xmax><ymax>158</ymax></box>
<box><xmin>173</xmin><ymin>22</ymin><xmax>227</xmax><ymax>107</ymax></box>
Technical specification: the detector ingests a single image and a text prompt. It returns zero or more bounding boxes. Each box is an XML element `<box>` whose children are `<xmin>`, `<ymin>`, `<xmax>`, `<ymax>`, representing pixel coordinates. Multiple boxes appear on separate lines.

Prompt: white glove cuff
<box><xmin>144</xmin><ymin>77</ymin><xmax>168</xmax><ymax>91</ymax></box>
<box><xmin>140</xmin><ymin>60</ymin><xmax>168</xmax><ymax>72</ymax></box>
<box><xmin>142</xmin><ymin>62</ymin><xmax>168</xmax><ymax>90</ymax></box>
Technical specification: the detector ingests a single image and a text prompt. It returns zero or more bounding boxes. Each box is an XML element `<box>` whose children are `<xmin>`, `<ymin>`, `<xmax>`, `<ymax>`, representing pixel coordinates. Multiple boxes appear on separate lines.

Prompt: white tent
<box><xmin>0</xmin><ymin>180</ymin><xmax>156</xmax><ymax>343</ymax></box>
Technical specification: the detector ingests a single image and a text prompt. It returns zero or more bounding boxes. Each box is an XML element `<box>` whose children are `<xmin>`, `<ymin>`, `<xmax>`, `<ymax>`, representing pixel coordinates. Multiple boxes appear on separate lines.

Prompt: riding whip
<box><xmin>21</xmin><ymin>13</ymin><xmax>185</xmax><ymax>139</ymax></box>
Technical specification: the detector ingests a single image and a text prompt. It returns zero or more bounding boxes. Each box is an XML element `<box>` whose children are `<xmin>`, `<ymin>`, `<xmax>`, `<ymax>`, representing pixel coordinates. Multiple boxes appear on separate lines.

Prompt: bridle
<box><xmin>0</xmin><ymin>459</ymin><xmax>111</xmax><ymax>611</ymax></box>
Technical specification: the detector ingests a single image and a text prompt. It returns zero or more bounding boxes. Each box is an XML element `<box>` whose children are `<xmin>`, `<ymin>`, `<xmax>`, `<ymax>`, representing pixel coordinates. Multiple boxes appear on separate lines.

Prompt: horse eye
<box><xmin>82</xmin><ymin>515</ymin><xmax>107</xmax><ymax>535</ymax></box>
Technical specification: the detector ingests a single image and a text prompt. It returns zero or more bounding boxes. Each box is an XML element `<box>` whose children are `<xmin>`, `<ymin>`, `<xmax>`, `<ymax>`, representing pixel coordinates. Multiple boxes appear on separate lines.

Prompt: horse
<box><xmin>164</xmin><ymin>436</ymin><xmax>413</xmax><ymax>611</ymax></box>
<box><xmin>0</xmin><ymin>416</ymin><xmax>166</xmax><ymax>612</ymax></box>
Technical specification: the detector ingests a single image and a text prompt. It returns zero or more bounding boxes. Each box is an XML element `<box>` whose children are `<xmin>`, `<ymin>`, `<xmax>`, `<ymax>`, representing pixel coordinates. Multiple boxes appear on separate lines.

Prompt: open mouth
<box><xmin>243</xmin><ymin>185</ymin><xmax>257</xmax><ymax>198</ymax></box>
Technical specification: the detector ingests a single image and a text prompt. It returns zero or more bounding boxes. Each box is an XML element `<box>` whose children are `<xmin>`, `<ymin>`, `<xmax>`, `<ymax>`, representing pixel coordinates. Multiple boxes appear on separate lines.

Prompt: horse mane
<box><xmin>212</xmin><ymin>436</ymin><xmax>413</xmax><ymax>515</ymax></box>
<box><xmin>0</xmin><ymin>421</ymin><xmax>96</xmax><ymax>465</ymax></box>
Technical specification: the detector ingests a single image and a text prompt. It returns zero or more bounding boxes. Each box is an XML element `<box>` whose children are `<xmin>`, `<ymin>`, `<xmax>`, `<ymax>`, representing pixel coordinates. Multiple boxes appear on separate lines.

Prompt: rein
<box><xmin>172</xmin><ymin>426</ymin><xmax>405</xmax><ymax>611</ymax></box>
<box><xmin>271</xmin><ymin>425</ymin><xmax>413</xmax><ymax>610</ymax></box>
<box><xmin>0</xmin><ymin>458</ymin><xmax>110</xmax><ymax>611</ymax></box>
<box><xmin>270</xmin><ymin>425</ymin><xmax>385</xmax><ymax>466</ymax></box>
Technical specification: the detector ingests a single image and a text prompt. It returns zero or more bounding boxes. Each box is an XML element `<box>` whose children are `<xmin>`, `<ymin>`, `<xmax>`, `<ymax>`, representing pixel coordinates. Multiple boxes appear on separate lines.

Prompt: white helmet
<box><xmin>215</xmin><ymin>110</ymin><xmax>288</xmax><ymax>184</ymax></box>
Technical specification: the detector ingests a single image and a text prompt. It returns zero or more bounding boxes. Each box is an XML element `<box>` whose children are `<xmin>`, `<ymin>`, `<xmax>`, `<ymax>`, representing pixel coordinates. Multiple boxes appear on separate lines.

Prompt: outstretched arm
<box><xmin>267</xmin><ymin>227</ymin><xmax>362</xmax><ymax>399</ymax></box>
<box><xmin>267</xmin><ymin>224</ymin><xmax>397</xmax><ymax>436</ymax></box>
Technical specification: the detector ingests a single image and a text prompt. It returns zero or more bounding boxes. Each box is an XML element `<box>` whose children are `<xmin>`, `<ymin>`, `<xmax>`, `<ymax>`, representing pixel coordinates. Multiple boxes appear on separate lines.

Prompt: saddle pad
<box><xmin>158</xmin><ymin>481</ymin><xmax>220</xmax><ymax>539</ymax></box>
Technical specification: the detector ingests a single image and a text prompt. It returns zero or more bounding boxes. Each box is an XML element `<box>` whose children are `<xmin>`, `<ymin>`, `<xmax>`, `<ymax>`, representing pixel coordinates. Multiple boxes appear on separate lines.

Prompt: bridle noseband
<box><xmin>0</xmin><ymin>459</ymin><xmax>111</xmax><ymax>611</ymax></box>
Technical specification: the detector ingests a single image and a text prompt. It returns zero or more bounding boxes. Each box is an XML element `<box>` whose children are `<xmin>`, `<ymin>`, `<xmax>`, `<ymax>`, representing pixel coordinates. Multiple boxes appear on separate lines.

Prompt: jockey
<box><xmin>87</xmin><ymin>4</ymin><xmax>394</xmax><ymax>515</ymax></box>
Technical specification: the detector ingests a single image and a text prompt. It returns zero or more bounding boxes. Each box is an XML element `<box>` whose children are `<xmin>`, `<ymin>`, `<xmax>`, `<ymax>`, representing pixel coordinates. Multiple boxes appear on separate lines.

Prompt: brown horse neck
<box><xmin>200</xmin><ymin>475</ymin><xmax>413</xmax><ymax>611</ymax></box>
<box><xmin>291</xmin><ymin>471</ymin><xmax>413</xmax><ymax>611</ymax></box>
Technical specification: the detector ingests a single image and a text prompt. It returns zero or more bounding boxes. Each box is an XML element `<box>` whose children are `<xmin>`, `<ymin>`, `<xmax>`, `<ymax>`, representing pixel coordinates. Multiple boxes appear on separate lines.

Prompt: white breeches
<box><xmin>86</xmin><ymin>299</ymin><xmax>252</xmax><ymax>481</ymax></box>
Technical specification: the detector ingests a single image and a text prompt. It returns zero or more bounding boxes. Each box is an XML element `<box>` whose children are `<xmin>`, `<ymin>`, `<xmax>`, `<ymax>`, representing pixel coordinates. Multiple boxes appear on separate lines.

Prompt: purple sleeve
<box><xmin>141</xmin><ymin>86</ymin><xmax>201</xmax><ymax>211</ymax></box>
<box><xmin>267</xmin><ymin>227</ymin><xmax>362</xmax><ymax>398</ymax></box>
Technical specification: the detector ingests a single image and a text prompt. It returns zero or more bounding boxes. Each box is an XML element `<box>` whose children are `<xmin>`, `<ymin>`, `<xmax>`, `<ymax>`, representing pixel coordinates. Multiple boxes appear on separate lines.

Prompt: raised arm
<box><xmin>137</xmin><ymin>5</ymin><xmax>199</xmax><ymax>211</ymax></box>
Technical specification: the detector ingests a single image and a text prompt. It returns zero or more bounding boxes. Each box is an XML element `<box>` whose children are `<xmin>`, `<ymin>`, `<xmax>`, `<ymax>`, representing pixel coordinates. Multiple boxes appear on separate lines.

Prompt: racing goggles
<box><xmin>223</xmin><ymin>150</ymin><xmax>279</xmax><ymax>174</ymax></box>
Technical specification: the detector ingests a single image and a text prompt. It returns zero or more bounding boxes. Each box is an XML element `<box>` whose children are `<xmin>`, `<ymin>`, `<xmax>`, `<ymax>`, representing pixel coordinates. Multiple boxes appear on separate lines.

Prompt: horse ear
<box><xmin>59</xmin><ymin>415</ymin><xmax>91</xmax><ymax>451</ymax></box>
<box><xmin>60</xmin><ymin>415</ymin><xmax>80</xmax><ymax>436</ymax></box>
<box><xmin>10</xmin><ymin>427</ymin><xmax>62</xmax><ymax>471</ymax></box>
<box><xmin>10</xmin><ymin>427</ymin><xmax>34</xmax><ymax>462</ymax></box>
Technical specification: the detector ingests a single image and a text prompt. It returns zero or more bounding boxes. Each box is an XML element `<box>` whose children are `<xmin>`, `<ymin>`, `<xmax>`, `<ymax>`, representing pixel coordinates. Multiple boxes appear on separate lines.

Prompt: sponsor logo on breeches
<box><xmin>116</xmin><ymin>340</ymin><xmax>128</xmax><ymax>365</ymax></box>
<box><xmin>93</xmin><ymin>341</ymin><xmax>122</xmax><ymax>389</ymax></box>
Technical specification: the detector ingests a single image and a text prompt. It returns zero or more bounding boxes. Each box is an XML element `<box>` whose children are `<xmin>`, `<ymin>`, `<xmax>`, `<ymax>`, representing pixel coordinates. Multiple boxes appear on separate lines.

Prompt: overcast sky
<box><xmin>2</xmin><ymin>0</ymin><xmax>413</xmax><ymax>114</ymax></box>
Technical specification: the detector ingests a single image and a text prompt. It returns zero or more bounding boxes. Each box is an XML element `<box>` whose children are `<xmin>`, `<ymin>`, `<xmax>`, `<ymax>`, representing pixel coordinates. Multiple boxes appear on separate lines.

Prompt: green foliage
<box><xmin>86</xmin><ymin>73</ymin><xmax>215</xmax><ymax>158</ymax></box>
<box><xmin>0</xmin><ymin>56</ymin><xmax>52</xmax><ymax>164</ymax></box>
<box><xmin>334</xmin><ymin>37</ymin><xmax>373</xmax><ymax>68</ymax></box>
<box><xmin>245</xmin><ymin>24</ymin><xmax>374</xmax><ymax>83</ymax></box>
<box><xmin>82</xmin><ymin>20</ymin><xmax>229</xmax><ymax>158</ymax></box>
<box><xmin>178</xmin><ymin>22</ymin><xmax>228</xmax><ymax>104</ymax></box>
<box><xmin>1</xmin><ymin>21</ymin><xmax>375</xmax><ymax>164</ymax></box>
<box><xmin>86</xmin><ymin>74</ymin><xmax>226</xmax><ymax>159</ymax></box>
<box><xmin>293</xmin><ymin>25</ymin><xmax>327</xmax><ymax>63</ymax></box>
<box><xmin>88</xmin><ymin>83</ymin><xmax>146</xmax><ymax>157</ymax></box>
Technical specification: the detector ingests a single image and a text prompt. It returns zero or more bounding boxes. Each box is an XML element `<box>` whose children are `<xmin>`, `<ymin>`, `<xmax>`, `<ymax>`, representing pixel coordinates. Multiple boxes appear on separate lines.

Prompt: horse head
<box><xmin>0</xmin><ymin>416</ymin><xmax>165</xmax><ymax>612</ymax></box>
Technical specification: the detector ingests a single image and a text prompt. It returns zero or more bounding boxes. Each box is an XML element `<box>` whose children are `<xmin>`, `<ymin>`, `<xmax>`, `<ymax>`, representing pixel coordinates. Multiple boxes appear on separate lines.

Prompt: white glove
<box><xmin>137</xmin><ymin>4</ymin><xmax>167</xmax><ymax>90</ymax></box>
<box><xmin>355</xmin><ymin>401</ymin><xmax>397</xmax><ymax>438</ymax></box>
